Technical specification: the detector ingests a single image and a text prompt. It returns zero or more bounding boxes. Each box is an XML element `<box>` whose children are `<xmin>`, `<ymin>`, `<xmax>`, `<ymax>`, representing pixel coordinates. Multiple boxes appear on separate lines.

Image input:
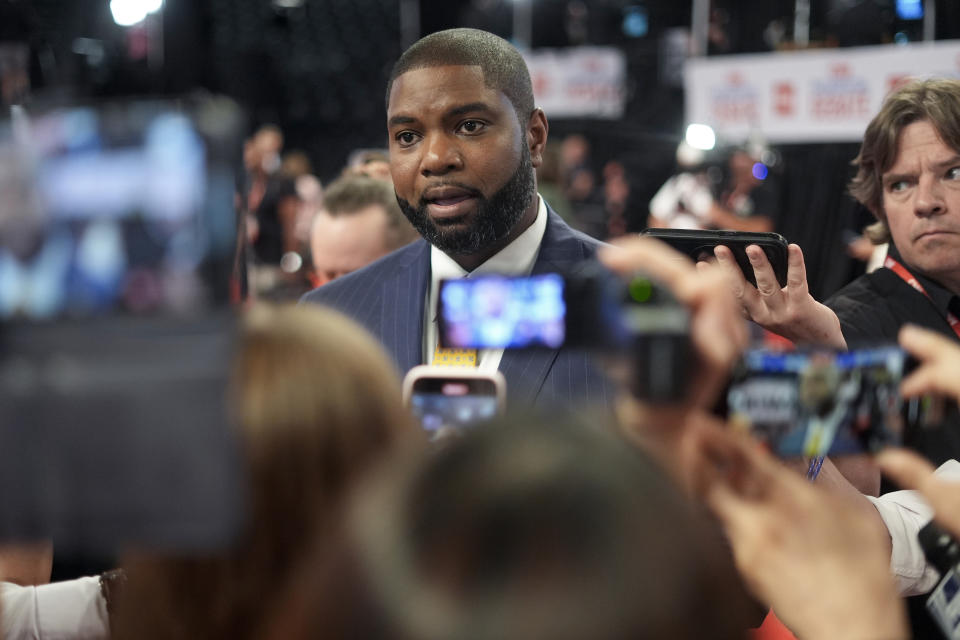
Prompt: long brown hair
<box><xmin>113</xmin><ymin>304</ymin><xmax>419</xmax><ymax>639</ymax></box>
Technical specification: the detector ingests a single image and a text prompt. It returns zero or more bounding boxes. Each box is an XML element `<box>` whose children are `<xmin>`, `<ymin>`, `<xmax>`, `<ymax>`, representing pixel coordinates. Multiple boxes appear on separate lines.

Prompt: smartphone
<box><xmin>641</xmin><ymin>229</ymin><xmax>789</xmax><ymax>288</ymax></box>
<box><xmin>402</xmin><ymin>366</ymin><xmax>506</xmax><ymax>440</ymax></box>
<box><xmin>727</xmin><ymin>346</ymin><xmax>907</xmax><ymax>457</ymax></box>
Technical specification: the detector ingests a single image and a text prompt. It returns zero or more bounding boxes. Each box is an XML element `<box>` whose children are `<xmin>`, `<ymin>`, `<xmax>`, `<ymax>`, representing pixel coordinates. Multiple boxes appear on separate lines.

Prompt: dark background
<box><xmin>6</xmin><ymin>0</ymin><xmax>960</xmax><ymax>298</ymax></box>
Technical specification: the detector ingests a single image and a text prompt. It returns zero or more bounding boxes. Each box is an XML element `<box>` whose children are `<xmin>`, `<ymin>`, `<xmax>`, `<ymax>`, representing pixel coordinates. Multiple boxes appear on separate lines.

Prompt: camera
<box><xmin>919</xmin><ymin>521</ymin><xmax>960</xmax><ymax>638</ymax></box>
<box><xmin>437</xmin><ymin>263</ymin><xmax>692</xmax><ymax>403</ymax></box>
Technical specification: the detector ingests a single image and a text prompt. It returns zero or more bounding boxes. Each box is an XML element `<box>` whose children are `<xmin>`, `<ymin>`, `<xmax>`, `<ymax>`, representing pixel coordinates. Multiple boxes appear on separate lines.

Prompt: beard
<box><xmin>396</xmin><ymin>147</ymin><xmax>536</xmax><ymax>256</ymax></box>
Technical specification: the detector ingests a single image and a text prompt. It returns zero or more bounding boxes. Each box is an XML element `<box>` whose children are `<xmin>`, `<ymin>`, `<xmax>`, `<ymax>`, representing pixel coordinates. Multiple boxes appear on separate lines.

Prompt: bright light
<box><xmin>685</xmin><ymin>124</ymin><xmax>716</xmax><ymax>151</ymax></box>
<box><xmin>110</xmin><ymin>0</ymin><xmax>163</xmax><ymax>27</ymax></box>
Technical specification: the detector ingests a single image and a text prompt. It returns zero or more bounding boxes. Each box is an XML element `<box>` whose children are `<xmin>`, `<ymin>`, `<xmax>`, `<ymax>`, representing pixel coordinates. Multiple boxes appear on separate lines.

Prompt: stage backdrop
<box><xmin>524</xmin><ymin>47</ymin><xmax>627</xmax><ymax>119</ymax></box>
<box><xmin>685</xmin><ymin>40</ymin><xmax>960</xmax><ymax>143</ymax></box>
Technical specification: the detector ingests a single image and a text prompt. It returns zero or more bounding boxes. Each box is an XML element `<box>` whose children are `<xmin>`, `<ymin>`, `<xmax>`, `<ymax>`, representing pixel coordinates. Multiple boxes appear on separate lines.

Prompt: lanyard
<box><xmin>884</xmin><ymin>256</ymin><xmax>960</xmax><ymax>340</ymax></box>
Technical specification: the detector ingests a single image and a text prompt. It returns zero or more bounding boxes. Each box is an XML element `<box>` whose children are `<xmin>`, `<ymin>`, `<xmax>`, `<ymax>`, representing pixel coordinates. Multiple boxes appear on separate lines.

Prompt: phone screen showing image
<box><xmin>409</xmin><ymin>377</ymin><xmax>501</xmax><ymax>439</ymax></box>
<box><xmin>439</xmin><ymin>274</ymin><xmax>566</xmax><ymax>349</ymax></box>
<box><xmin>727</xmin><ymin>346</ymin><xmax>906</xmax><ymax>457</ymax></box>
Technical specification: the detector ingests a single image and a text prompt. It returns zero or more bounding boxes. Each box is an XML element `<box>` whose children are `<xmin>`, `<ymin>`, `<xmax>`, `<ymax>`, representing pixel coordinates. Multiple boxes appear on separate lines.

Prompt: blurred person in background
<box><xmin>601</xmin><ymin>159</ymin><xmax>631</xmax><ymax>238</ymax></box>
<box><xmin>648</xmin><ymin>145</ymin><xmax>774</xmax><ymax>233</ymax></box>
<box><xmin>559</xmin><ymin>133</ymin><xmax>606</xmax><ymax>238</ymax></box>
<box><xmin>309</xmin><ymin>174</ymin><xmax>418</xmax><ymax>287</ymax></box>
<box><xmin>280</xmin><ymin>150</ymin><xmax>324</xmax><ymax>249</ymax></box>
<box><xmin>110</xmin><ymin>305</ymin><xmax>421</xmax><ymax>640</ymax></box>
<box><xmin>242</xmin><ymin>125</ymin><xmax>302</xmax><ymax>267</ymax></box>
<box><xmin>534</xmin><ymin>141</ymin><xmax>574</xmax><ymax>222</ymax></box>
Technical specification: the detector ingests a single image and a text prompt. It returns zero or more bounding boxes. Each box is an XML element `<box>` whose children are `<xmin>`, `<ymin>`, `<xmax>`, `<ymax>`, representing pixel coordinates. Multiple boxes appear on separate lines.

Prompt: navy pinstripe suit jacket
<box><xmin>301</xmin><ymin>209</ymin><xmax>616</xmax><ymax>411</ymax></box>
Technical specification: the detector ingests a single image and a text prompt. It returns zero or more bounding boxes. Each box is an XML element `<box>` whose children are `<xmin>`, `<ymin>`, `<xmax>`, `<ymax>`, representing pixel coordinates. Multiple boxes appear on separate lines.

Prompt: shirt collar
<box><xmin>430</xmin><ymin>195</ymin><xmax>548</xmax><ymax>282</ymax></box>
<box><xmin>887</xmin><ymin>242</ymin><xmax>960</xmax><ymax>317</ymax></box>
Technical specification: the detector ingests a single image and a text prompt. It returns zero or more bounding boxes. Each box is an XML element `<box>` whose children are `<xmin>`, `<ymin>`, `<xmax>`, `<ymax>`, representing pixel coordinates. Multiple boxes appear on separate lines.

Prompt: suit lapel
<box><xmin>498</xmin><ymin>209</ymin><xmax>592</xmax><ymax>408</ymax></box>
<box><xmin>379</xmin><ymin>241</ymin><xmax>430</xmax><ymax>374</ymax></box>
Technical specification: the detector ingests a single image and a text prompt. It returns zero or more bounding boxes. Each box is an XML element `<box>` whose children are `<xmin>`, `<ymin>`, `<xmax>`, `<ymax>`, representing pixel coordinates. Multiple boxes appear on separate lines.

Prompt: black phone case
<box><xmin>641</xmin><ymin>229</ymin><xmax>789</xmax><ymax>288</ymax></box>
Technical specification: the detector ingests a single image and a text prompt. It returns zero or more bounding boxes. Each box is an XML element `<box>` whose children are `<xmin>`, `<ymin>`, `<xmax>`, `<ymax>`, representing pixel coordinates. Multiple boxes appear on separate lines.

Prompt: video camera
<box><xmin>920</xmin><ymin>521</ymin><xmax>960</xmax><ymax>639</ymax></box>
<box><xmin>437</xmin><ymin>263</ymin><xmax>692</xmax><ymax>404</ymax></box>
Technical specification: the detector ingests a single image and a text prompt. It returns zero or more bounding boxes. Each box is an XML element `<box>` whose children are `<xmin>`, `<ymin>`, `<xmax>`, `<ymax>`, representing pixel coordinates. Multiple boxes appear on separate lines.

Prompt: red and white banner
<box><xmin>685</xmin><ymin>40</ymin><xmax>960</xmax><ymax>143</ymax></box>
<box><xmin>525</xmin><ymin>47</ymin><xmax>626</xmax><ymax>119</ymax></box>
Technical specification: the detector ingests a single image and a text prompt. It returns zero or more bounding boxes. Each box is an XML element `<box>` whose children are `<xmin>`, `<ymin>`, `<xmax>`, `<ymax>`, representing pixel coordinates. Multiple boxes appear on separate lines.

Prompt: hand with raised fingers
<box><xmin>600</xmin><ymin>236</ymin><xmax>748</xmax><ymax>409</ymax></box>
<box><xmin>713</xmin><ymin>243</ymin><xmax>846</xmax><ymax>349</ymax></box>
<box><xmin>695</xmin><ymin>424</ymin><xmax>907</xmax><ymax>640</ymax></box>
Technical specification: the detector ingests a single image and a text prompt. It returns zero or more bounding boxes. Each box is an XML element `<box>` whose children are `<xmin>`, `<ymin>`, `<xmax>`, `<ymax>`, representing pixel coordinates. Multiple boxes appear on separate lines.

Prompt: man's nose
<box><xmin>420</xmin><ymin>133</ymin><xmax>463</xmax><ymax>176</ymax></box>
<box><xmin>915</xmin><ymin>174</ymin><xmax>946</xmax><ymax>217</ymax></box>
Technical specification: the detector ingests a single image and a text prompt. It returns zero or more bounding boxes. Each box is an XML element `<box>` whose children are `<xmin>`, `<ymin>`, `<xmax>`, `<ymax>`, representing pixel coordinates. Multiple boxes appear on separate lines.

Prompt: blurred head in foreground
<box><xmin>266</xmin><ymin>417</ymin><xmax>752</xmax><ymax>640</ymax></box>
<box><xmin>113</xmin><ymin>304</ymin><xmax>419</xmax><ymax>640</ymax></box>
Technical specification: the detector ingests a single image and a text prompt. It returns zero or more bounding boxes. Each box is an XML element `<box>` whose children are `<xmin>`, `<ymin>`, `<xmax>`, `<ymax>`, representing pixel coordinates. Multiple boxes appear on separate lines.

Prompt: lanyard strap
<box><xmin>884</xmin><ymin>256</ymin><xmax>960</xmax><ymax>339</ymax></box>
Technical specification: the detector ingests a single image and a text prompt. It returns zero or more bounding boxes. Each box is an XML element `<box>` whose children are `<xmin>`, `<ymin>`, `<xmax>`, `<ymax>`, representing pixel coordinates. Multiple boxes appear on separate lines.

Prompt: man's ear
<box><xmin>526</xmin><ymin>108</ymin><xmax>548</xmax><ymax>168</ymax></box>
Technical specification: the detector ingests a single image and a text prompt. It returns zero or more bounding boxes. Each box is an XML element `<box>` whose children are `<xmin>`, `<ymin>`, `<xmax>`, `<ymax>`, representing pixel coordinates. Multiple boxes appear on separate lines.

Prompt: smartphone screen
<box><xmin>404</xmin><ymin>368</ymin><xmax>505</xmax><ymax>440</ymax></box>
<box><xmin>439</xmin><ymin>274</ymin><xmax>566</xmax><ymax>349</ymax></box>
<box><xmin>727</xmin><ymin>346</ymin><xmax>906</xmax><ymax>457</ymax></box>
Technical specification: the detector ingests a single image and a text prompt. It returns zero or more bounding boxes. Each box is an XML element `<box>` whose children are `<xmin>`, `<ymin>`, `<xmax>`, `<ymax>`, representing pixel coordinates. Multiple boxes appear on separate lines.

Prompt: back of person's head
<box><xmin>850</xmin><ymin>78</ymin><xmax>960</xmax><ymax>241</ymax></box>
<box><xmin>112</xmin><ymin>304</ymin><xmax>419</xmax><ymax>640</ymax></box>
<box><xmin>324</xmin><ymin>416</ymin><xmax>752</xmax><ymax>640</ymax></box>
<box><xmin>387</xmin><ymin>28</ymin><xmax>534</xmax><ymax>123</ymax></box>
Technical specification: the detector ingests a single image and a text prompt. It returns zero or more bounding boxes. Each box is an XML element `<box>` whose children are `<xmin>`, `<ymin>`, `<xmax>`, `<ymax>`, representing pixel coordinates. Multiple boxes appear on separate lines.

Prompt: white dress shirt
<box><xmin>866</xmin><ymin>458</ymin><xmax>960</xmax><ymax>596</ymax></box>
<box><xmin>424</xmin><ymin>195</ymin><xmax>548</xmax><ymax>371</ymax></box>
<box><xmin>1</xmin><ymin>577</ymin><xmax>109</xmax><ymax>639</ymax></box>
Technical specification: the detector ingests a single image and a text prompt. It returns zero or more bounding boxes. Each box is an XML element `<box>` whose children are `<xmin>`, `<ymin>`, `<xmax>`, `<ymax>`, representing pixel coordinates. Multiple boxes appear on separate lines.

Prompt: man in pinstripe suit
<box><xmin>302</xmin><ymin>28</ymin><xmax>614</xmax><ymax>410</ymax></box>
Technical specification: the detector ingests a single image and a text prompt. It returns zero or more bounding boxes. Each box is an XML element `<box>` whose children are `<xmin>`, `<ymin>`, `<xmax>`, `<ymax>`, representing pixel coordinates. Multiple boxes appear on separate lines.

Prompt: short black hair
<box><xmin>386</xmin><ymin>28</ymin><xmax>535</xmax><ymax>122</ymax></box>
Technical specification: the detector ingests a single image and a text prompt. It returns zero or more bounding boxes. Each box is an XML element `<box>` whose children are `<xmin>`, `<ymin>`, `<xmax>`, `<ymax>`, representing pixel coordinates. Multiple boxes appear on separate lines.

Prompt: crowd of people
<box><xmin>2</xmin><ymin>26</ymin><xmax>960</xmax><ymax>640</ymax></box>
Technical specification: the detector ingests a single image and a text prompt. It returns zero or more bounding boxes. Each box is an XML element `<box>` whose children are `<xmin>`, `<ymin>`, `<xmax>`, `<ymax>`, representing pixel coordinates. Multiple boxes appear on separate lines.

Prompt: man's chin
<box><xmin>430</xmin><ymin>228</ymin><xmax>480</xmax><ymax>255</ymax></box>
<box><xmin>430</xmin><ymin>212</ymin><xmax>471</xmax><ymax>228</ymax></box>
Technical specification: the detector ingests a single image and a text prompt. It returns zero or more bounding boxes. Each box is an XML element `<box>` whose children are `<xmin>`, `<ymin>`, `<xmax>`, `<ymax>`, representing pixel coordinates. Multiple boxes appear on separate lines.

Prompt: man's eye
<box><xmin>395</xmin><ymin>131</ymin><xmax>419</xmax><ymax>146</ymax></box>
<box><xmin>947</xmin><ymin>167</ymin><xmax>960</xmax><ymax>181</ymax></box>
<box><xmin>458</xmin><ymin>120</ymin><xmax>485</xmax><ymax>134</ymax></box>
<box><xmin>889</xmin><ymin>180</ymin><xmax>909</xmax><ymax>192</ymax></box>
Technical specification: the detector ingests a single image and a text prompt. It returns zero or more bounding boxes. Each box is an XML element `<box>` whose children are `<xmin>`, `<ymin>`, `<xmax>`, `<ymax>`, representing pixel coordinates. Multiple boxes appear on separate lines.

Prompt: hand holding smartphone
<box><xmin>641</xmin><ymin>228</ymin><xmax>789</xmax><ymax>288</ymax></box>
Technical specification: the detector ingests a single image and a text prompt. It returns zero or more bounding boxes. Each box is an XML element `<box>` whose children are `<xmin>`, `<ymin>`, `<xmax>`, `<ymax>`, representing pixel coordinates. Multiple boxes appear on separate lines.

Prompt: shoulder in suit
<box><xmin>301</xmin><ymin>207</ymin><xmax>616</xmax><ymax>411</ymax></box>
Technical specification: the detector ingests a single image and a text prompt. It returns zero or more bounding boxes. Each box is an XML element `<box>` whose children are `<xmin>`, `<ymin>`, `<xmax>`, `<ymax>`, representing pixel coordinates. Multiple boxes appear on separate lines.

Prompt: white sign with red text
<box><xmin>685</xmin><ymin>40</ymin><xmax>960</xmax><ymax>143</ymax></box>
<box><xmin>525</xmin><ymin>47</ymin><xmax>626</xmax><ymax>119</ymax></box>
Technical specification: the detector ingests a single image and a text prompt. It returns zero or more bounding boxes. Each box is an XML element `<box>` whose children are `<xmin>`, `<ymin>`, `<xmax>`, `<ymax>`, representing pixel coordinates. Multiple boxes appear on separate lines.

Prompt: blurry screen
<box><xmin>410</xmin><ymin>390</ymin><xmax>500</xmax><ymax>434</ymax></box>
<box><xmin>409</xmin><ymin>377</ymin><xmax>501</xmax><ymax>439</ymax></box>
<box><xmin>728</xmin><ymin>346</ymin><xmax>906</xmax><ymax>457</ymax></box>
<box><xmin>896</xmin><ymin>0</ymin><xmax>923</xmax><ymax>20</ymax></box>
<box><xmin>439</xmin><ymin>274</ymin><xmax>566</xmax><ymax>349</ymax></box>
<box><xmin>0</xmin><ymin>98</ymin><xmax>245</xmax><ymax>552</ymax></box>
<box><xmin>0</xmin><ymin>99</ymin><xmax>240</xmax><ymax>320</ymax></box>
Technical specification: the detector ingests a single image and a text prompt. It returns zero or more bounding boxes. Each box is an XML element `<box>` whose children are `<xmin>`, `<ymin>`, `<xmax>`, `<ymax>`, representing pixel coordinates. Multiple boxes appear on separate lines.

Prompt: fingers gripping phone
<box><xmin>402</xmin><ymin>366</ymin><xmax>506</xmax><ymax>440</ymax></box>
<box><xmin>641</xmin><ymin>228</ymin><xmax>789</xmax><ymax>288</ymax></box>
